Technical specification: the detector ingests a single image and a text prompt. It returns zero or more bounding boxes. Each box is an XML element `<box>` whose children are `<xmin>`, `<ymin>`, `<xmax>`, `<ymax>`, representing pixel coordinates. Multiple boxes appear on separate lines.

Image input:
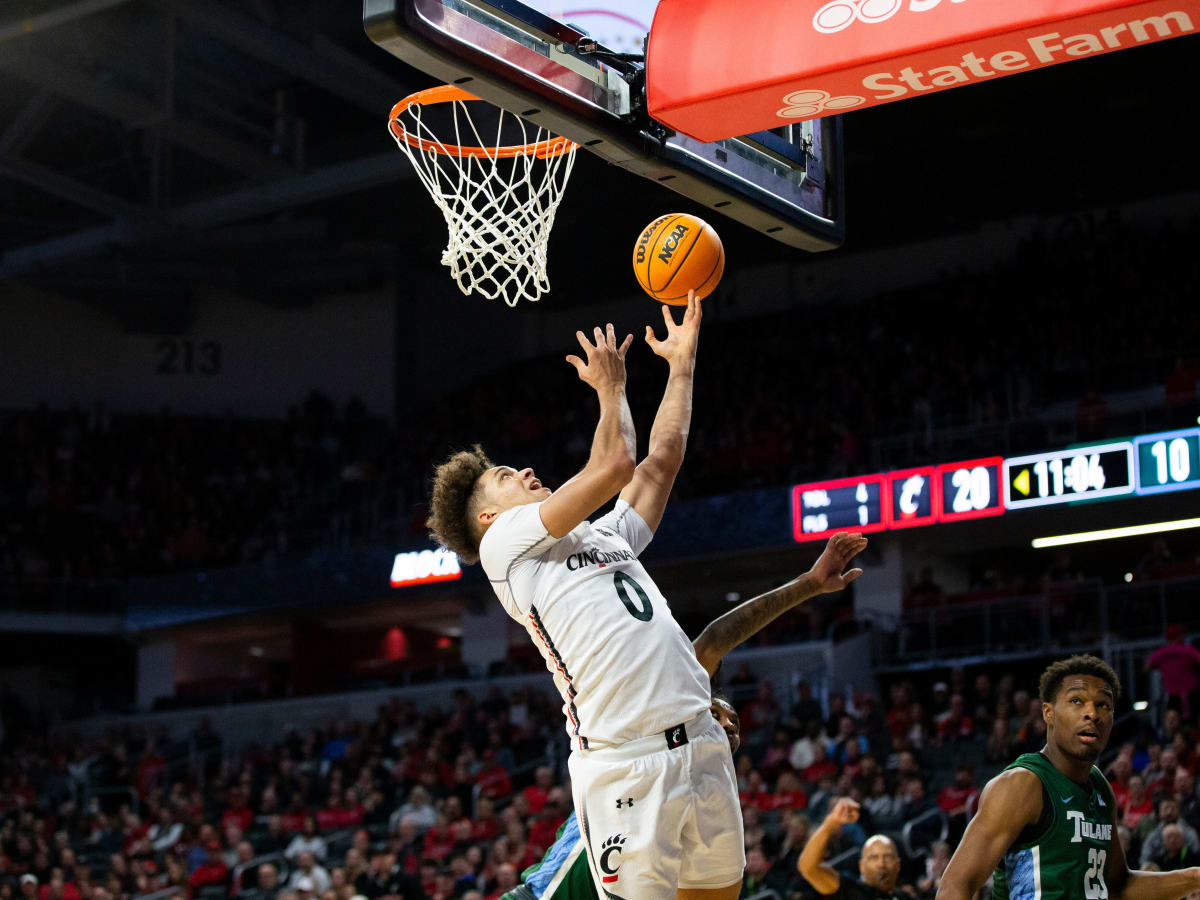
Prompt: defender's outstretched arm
<box><xmin>693</xmin><ymin>532</ymin><xmax>867</xmax><ymax>676</ymax></box>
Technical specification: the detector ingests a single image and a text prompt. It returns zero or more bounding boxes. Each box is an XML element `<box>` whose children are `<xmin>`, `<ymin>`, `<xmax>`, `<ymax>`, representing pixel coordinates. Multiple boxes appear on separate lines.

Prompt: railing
<box><xmin>231</xmin><ymin>853</ymin><xmax>290</xmax><ymax>897</ymax></box>
<box><xmin>132</xmin><ymin>888</ymin><xmax>183</xmax><ymax>900</ymax></box>
<box><xmin>901</xmin><ymin>807</ymin><xmax>949</xmax><ymax>860</ymax></box>
<box><xmin>868</xmin><ymin>385</ymin><xmax>1195</xmax><ymax>474</ymax></box>
<box><xmin>887</xmin><ymin>574</ymin><xmax>1200</xmax><ymax>666</ymax></box>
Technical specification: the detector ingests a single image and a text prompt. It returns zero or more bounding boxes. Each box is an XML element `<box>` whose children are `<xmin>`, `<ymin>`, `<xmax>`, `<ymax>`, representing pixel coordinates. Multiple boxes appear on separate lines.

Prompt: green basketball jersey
<box><xmin>992</xmin><ymin>752</ymin><xmax>1116</xmax><ymax>900</ymax></box>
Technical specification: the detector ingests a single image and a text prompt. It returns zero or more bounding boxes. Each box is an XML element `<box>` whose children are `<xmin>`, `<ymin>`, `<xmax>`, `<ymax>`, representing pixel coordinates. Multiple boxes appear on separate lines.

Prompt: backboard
<box><xmin>364</xmin><ymin>0</ymin><xmax>844</xmax><ymax>251</ymax></box>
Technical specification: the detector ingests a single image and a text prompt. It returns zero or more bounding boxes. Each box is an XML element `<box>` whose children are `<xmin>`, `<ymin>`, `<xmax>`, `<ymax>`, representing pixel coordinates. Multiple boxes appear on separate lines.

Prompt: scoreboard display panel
<box><xmin>792</xmin><ymin>474</ymin><xmax>888</xmax><ymax>542</ymax></box>
<box><xmin>791</xmin><ymin>429</ymin><xmax>1197</xmax><ymax>543</ymax></box>
<box><xmin>1135</xmin><ymin>428</ymin><xmax>1200</xmax><ymax>495</ymax></box>
<box><xmin>936</xmin><ymin>457</ymin><xmax>1004</xmax><ymax>522</ymax></box>
<box><xmin>888</xmin><ymin>466</ymin><xmax>938</xmax><ymax>529</ymax></box>
<box><xmin>1004</xmin><ymin>442</ymin><xmax>1134</xmax><ymax>509</ymax></box>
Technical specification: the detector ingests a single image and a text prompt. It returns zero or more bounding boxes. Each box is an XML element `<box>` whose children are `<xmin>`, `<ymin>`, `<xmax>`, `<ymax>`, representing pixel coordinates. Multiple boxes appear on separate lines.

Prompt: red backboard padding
<box><xmin>646</xmin><ymin>0</ymin><xmax>1199</xmax><ymax>142</ymax></box>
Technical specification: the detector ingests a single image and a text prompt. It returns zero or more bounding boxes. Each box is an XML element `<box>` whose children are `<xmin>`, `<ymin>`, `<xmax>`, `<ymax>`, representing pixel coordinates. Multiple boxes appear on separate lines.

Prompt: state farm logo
<box><xmin>777</xmin><ymin>89</ymin><xmax>864</xmax><ymax>119</ymax></box>
<box><xmin>813</xmin><ymin>0</ymin><xmax>967</xmax><ymax>34</ymax></box>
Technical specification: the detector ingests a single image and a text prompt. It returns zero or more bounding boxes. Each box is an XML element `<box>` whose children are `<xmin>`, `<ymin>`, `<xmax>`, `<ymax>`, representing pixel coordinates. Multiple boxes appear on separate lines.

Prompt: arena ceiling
<box><xmin>1</xmin><ymin>0</ymin><xmax>1198</xmax><ymax>315</ymax></box>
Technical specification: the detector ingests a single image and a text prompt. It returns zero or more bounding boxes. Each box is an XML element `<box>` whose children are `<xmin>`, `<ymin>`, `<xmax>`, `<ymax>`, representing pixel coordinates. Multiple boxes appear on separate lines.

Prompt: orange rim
<box><xmin>388</xmin><ymin>85</ymin><xmax>577</xmax><ymax>160</ymax></box>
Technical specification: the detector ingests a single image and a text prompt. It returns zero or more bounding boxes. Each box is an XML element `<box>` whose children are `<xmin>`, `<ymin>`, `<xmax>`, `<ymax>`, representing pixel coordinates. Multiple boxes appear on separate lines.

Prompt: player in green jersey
<box><xmin>938</xmin><ymin>655</ymin><xmax>1200</xmax><ymax>900</ymax></box>
<box><xmin>500</xmin><ymin>530</ymin><xmax>869</xmax><ymax>900</ymax></box>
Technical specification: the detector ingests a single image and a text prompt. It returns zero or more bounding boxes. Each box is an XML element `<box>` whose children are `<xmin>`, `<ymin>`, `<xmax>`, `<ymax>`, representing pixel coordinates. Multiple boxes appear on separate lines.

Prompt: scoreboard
<box><xmin>792</xmin><ymin>427</ymin><xmax>1200</xmax><ymax>542</ymax></box>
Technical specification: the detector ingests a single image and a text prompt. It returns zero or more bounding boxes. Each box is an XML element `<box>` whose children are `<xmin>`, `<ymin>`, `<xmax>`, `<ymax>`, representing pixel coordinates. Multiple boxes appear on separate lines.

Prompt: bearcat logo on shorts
<box><xmin>657</xmin><ymin>224</ymin><xmax>689</xmax><ymax>265</ymax></box>
<box><xmin>599</xmin><ymin>834</ymin><xmax>626</xmax><ymax>884</ymax></box>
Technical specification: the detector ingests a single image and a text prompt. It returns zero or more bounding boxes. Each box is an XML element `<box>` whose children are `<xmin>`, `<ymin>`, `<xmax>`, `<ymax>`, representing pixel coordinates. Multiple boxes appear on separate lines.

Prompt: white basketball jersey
<box><xmin>480</xmin><ymin>499</ymin><xmax>712</xmax><ymax>750</ymax></box>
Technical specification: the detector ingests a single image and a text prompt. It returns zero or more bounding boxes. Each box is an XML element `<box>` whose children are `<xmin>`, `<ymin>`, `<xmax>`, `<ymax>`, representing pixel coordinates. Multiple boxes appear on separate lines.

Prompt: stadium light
<box><xmin>1132</xmin><ymin>701</ymin><xmax>1149</xmax><ymax>711</ymax></box>
<box><xmin>1031</xmin><ymin>517</ymin><xmax>1200</xmax><ymax>549</ymax></box>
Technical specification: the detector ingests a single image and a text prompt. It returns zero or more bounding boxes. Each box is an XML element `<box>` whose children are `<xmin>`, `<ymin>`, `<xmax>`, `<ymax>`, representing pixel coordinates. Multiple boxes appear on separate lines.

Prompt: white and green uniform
<box><xmin>500</xmin><ymin>813</ymin><xmax>594</xmax><ymax>900</ymax></box>
<box><xmin>992</xmin><ymin>752</ymin><xmax>1116</xmax><ymax>900</ymax></box>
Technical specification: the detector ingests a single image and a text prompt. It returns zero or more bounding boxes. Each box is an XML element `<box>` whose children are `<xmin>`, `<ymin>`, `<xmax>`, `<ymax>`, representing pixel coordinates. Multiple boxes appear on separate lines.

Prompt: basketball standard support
<box><xmin>647</xmin><ymin>0</ymin><xmax>1200</xmax><ymax>142</ymax></box>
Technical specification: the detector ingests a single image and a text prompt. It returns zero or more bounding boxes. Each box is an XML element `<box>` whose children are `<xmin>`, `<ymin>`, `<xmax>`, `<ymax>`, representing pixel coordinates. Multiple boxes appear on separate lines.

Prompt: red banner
<box><xmin>647</xmin><ymin>0</ymin><xmax>1199</xmax><ymax>142</ymax></box>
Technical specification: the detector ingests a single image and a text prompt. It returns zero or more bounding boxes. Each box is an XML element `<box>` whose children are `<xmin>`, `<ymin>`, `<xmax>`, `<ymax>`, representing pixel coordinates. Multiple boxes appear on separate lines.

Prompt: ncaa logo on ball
<box><xmin>656</xmin><ymin>224</ymin><xmax>690</xmax><ymax>265</ymax></box>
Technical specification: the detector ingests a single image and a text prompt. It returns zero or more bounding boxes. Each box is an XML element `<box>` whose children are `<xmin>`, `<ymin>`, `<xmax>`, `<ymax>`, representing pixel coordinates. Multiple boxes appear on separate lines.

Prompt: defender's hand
<box><xmin>566</xmin><ymin>323</ymin><xmax>633</xmax><ymax>393</ymax></box>
<box><xmin>807</xmin><ymin>532</ymin><xmax>868</xmax><ymax>594</ymax></box>
<box><xmin>645</xmin><ymin>290</ymin><xmax>701</xmax><ymax>370</ymax></box>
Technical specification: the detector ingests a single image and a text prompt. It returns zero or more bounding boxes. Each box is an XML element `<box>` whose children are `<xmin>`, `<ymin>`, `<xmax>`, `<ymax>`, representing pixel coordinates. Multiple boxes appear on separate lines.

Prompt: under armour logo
<box><xmin>777</xmin><ymin>89</ymin><xmax>865</xmax><ymax>120</ymax></box>
<box><xmin>615</xmin><ymin>797</ymin><xmax>634</xmax><ymax>809</ymax></box>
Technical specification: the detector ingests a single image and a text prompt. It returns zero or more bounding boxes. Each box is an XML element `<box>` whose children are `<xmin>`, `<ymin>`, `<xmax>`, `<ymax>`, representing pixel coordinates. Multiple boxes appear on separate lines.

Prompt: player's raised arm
<box><xmin>693</xmin><ymin>532</ymin><xmax>867</xmax><ymax>676</ymax></box>
<box><xmin>618</xmin><ymin>290</ymin><xmax>701</xmax><ymax>532</ymax></box>
<box><xmin>538</xmin><ymin>323</ymin><xmax>637</xmax><ymax>538</ymax></box>
<box><xmin>936</xmin><ymin>769</ymin><xmax>1044</xmax><ymax>900</ymax></box>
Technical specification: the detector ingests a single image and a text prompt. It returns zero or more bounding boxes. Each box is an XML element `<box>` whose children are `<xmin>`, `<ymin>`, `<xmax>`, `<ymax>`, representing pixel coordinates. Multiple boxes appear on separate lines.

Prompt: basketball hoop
<box><xmin>388</xmin><ymin>85</ymin><xmax>578</xmax><ymax>305</ymax></box>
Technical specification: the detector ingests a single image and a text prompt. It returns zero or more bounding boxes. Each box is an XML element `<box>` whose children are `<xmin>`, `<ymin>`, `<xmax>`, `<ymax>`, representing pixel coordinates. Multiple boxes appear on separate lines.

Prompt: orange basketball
<box><xmin>632</xmin><ymin>213</ymin><xmax>724</xmax><ymax>305</ymax></box>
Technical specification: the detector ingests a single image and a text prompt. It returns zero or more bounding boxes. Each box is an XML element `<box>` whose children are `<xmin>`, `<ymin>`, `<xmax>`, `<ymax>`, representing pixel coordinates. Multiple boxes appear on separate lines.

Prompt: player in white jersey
<box><xmin>427</xmin><ymin>293</ymin><xmax>731</xmax><ymax>898</ymax></box>
<box><xmin>426</xmin><ymin>294</ymin><xmax>866</xmax><ymax>899</ymax></box>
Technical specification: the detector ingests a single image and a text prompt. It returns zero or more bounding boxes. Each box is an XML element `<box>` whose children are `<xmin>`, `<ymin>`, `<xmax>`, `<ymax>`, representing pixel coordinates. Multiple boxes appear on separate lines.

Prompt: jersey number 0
<box><xmin>613</xmin><ymin>572</ymin><xmax>653</xmax><ymax>621</ymax></box>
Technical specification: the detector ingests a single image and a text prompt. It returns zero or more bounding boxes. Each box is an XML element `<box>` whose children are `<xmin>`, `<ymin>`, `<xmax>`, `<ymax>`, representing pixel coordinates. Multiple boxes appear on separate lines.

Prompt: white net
<box><xmin>389</xmin><ymin>91</ymin><xmax>577</xmax><ymax>306</ymax></box>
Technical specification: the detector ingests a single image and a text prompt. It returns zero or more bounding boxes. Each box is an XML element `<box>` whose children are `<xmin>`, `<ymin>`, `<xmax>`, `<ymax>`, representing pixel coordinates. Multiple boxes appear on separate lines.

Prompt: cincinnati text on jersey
<box><xmin>565</xmin><ymin>548</ymin><xmax>637</xmax><ymax>571</ymax></box>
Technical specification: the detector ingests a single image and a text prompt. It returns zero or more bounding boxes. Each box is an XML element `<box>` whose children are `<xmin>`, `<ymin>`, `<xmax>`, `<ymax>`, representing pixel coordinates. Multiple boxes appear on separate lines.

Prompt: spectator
<box><xmin>984</xmin><ymin>718</ymin><xmax>1014</xmax><ymax>764</ymax></box>
<box><xmin>1124</xmin><ymin>775</ymin><xmax>1155</xmax><ymax>829</ymax></box>
<box><xmin>288</xmin><ymin>854</ymin><xmax>331</xmax><ymax>895</ymax></box>
<box><xmin>917</xmin><ymin>840</ymin><xmax>952</xmax><ymax>899</ymax></box>
<box><xmin>1149</xmin><ymin>825</ymin><xmax>1194</xmax><ymax>871</ymax></box>
<box><xmin>223</xmin><ymin>789</ymin><xmax>255</xmax><ymax>834</ymax></box>
<box><xmin>149</xmin><ymin>808</ymin><xmax>184</xmax><ymax>854</ymax></box>
<box><xmin>739</xmin><ymin>847</ymin><xmax>773</xmax><ymax>898</ymax></box>
<box><xmin>254</xmin><ymin>864</ymin><xmax>281</xmax><ymax>900</ymax></box>
<box><xmin>189</xmin><ymin>841</ymin><xmax>230</xmax><ymax>894</ymax></box>
<box><xmin>863</xmin><ymin>774</ymin><xmax>904</xmax><ymax>832</ymax></box>
<box><xmin>483</xmin><ymin>861</ymin><xmax>517</xmax><ymax>900</ymax></box>
<box><xmin>935</xmin><ymin>695</ymin><xmax>974</xmax><ymax>744</ymax></box>
<box><xmin>1140</xmin><ymin>799</ymin><xmax>1200</xmax><ymax>866</ymax></box>
<box><xmin>230</xmin><ymin>842</ymin><xmax>257</xmax><ymax>892</ymax></box>
<box><xmin>804</xmin><ymin>744</ymin><xmax>839</xmax><ymax>784</ymax></box>
<box><xmin>790</xmin><ymin>721</ymin><xmax>826</xmax><ymax>773</ymax></box>
<box><xmin>936</xmin><ymin>765</ymin><xmax>978</xmax><ymax>843</ymax></box>
<box><xmin>521</xmin><ymin>767</ymin><xmax>553</xmax><ymax>815</ymax></box>
<box><xmin>284</xmin><ymin>820</ymin><xmax>327</xmax><ymax>864</ymax></box>
<box><xmin>901</xmin><ymin>779</ymin><xmax>939</xmax><ymax>853</ymax></box>
<box><xmin>1146</xmin><ymin>626</ymin><xmax>1200</xmax><ymax>719</ymax></box>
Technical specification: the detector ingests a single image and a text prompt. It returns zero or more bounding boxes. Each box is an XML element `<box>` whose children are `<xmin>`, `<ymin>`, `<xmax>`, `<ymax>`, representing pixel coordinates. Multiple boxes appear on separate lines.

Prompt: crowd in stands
<box><xmin>3</xmin><ymin>649</ymin><xmax>1200</xmax><ymax>900</ymax></box>
<box><xmin>2</xmin><ymin>212</ymin><xmax>1198</xmax><ymax>590</ymax></box>
<box><xmin>0</xmin><ymin>392</ymin><xmax>395</xmax><ymax>589</ymax></box>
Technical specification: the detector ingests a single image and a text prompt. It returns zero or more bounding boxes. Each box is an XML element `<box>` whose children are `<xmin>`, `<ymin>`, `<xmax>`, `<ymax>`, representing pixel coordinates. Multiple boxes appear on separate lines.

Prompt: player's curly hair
<box><xmin>426</xmin><ymin>444</ymin><xmax>494</xmax><ymax>565</ymax></box>
<box><xmin>1038</xmin><ymin>654</ymin><xmax>1121</xmax><ymax>703</ymax></box>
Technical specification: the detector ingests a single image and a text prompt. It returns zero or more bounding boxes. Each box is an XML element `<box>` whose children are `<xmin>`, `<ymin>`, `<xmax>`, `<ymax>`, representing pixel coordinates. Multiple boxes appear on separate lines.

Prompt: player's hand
<box><xmin>807</xmin><ymin>532</ymin><xmax>868</xmax><ymax>594</ymax></box>
<box><xmin>645</xmin><ymin>290</ymin><xmax>701</xmax><ymax>371</ymax></box>
<box><xmin>825</xmin><ymin>797</ymin><xmax>861</xmax><ymax>828</ymax></box>
<box><xmin>566</xmin><ymin>323</ymin><xmax>633</xmax><ymax>394</ymax></box>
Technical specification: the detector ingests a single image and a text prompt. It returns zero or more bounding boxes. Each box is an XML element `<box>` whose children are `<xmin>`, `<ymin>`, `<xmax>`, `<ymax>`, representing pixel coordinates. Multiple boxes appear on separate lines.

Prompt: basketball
<box><xmin>633</xmin><ymin>213</ymin><xmax>724</xmax><ymax>305</ymax></box>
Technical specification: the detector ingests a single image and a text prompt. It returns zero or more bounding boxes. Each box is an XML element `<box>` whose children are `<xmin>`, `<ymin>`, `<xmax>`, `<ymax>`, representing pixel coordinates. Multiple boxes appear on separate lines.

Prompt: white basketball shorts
<box><xmin>567</xmin><ymin>709</ymin><xmax>745</xmax><ymax>898</ymax></box>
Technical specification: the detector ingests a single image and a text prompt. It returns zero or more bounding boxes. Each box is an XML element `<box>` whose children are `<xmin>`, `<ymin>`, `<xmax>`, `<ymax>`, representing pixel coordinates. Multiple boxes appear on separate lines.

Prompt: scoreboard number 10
<box><xmin>1149</xmin><ymin>438</ymin><xmax>1192</xmax><ymax>484</ymax></box>
<box><xmin>1135</xmin><ymin>429</ymin><xmax>1200</xmax><ymax>495</ymax></box>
